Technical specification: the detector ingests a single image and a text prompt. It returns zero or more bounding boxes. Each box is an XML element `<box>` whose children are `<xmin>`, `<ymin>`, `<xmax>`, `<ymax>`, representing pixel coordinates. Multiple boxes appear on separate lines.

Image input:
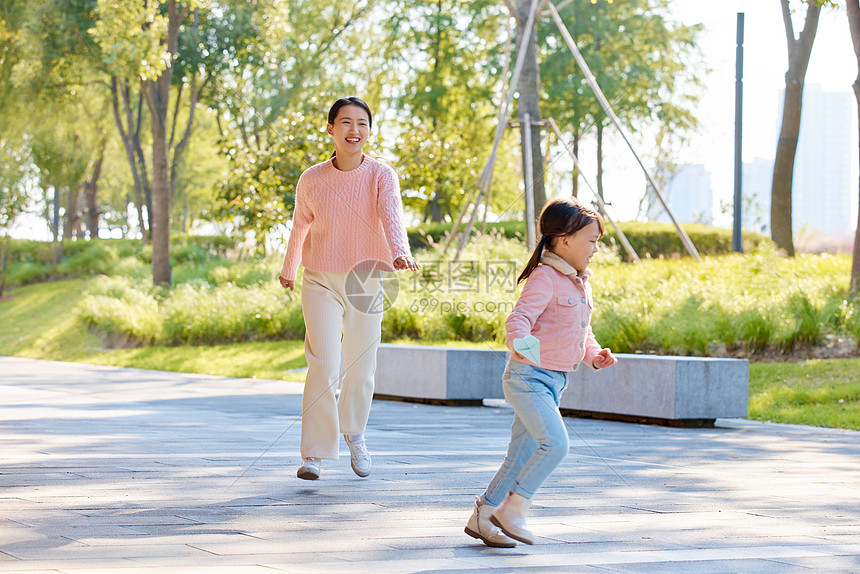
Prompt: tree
<box><xmin>0</xmin><ymin>141</ymin><xmax>30</xmax><ymax>297</ymax></box>
<box><xmin>387</xmin><ymin>0</ymin><xmax>517</xmax><ymax>222</ymax></box>
<box><xmin>848</xmin><ymin>0</ymin><xmax>860</xmax><ymax>296</ymax></box>
<box><xmin>216</xmin><ymin>109</ymin><xmax>331</xmax><ymax>243</ymax></box>
<box><xmin>512</xmin><ymin>0</ymin><xmax>547</xmax><ymax>214</ymax></box>
<box><xmin>91</xmin><ymin>0</ymin><xmax>271</xmax><ymax>285</ymax></box>
<box><xmin>0</xmin><ymin>0</ymin><xmax>27</xmax><ymax>132</ymax></box>
<box><xmin>541</xmin><ymin>0</ymin><xmax>702</xmax><ymax>210</ymax></box>
<box><xmin>771</xmin><ymin>0</ymin><xmax>824</xmax><ymax>257</ymax></box>
<box><xmin>214</xmin><ymin>1</ymin><xmax>389</xmax><ymax>243</ymax></box>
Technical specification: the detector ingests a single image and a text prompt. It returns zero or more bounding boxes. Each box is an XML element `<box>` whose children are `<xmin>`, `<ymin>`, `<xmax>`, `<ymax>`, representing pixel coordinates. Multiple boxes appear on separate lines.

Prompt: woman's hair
<box><xmin>327</xmin><ymin>97</ymin><xmax>373</xmax><ymax>159</ymax></box>
<box><xmin>517</xmin><ymin>197</ymin><xmax>605</xmax><ymax>284</ymax></box>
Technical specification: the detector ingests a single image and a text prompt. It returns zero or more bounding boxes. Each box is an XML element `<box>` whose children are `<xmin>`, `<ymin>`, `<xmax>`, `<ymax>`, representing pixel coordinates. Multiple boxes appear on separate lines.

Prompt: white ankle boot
<box><xmin>464</xmin><ymin>497</ymin><xmax>517</xmax><ymax>548</ymax></box>
<box><xmin>490</xmin><ymin>492</ymin><xmax>534</xmax><ymax>545</ymax></box>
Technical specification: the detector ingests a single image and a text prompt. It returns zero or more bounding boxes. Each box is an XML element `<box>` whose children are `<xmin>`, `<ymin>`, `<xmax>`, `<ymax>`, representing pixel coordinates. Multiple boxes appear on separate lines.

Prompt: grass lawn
<box><xmin>1</xmin><ymin>279</ymin><xmax>858</xmax><ymax>430</ymax></box>
<box><xmin>749</xmin><ymin>359</ymin><xmax>860</xmax><ymax>430</ymax></box>
<box><xmin>0</xmin><ymin>279</ymin><xmax>308</xmax><ymax>382</ymax></box>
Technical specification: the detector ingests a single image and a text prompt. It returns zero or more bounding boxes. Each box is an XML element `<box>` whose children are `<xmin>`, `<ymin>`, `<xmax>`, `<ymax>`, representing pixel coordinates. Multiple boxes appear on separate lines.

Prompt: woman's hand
<box><xmin>592</xmin><ymin>348</ymin><xmax>617</xmax><ymax>370</ymax></box>
<box><xmin>393</xmin><ymin>255</ymin><xmax>420</xmax><ymax>271</ymax></box>
<box><xmin>278</xmin><ymin>275</ymin><xmax>294</xmax><ymax>291</ymax></box>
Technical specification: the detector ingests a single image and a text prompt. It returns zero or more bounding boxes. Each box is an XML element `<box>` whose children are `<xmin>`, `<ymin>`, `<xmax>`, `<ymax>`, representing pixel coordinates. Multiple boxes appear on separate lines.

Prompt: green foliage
<box><xmin>541</xmin><ymin>0</ymin><xmax>705</xmax><ymax>180</ymax></box>
<box><xmin>387</xmin><ymin>0</ymin><xmax>520</xmax><ymax>223</ymax></box>
<box><xmin>89</xmin><ymin>0</ymin><xmax>168</xmax><ymax>80</ymax></box>
<box><xmin>215</xmin><ymin>109</ymin><xmax>332</xmax><ymax>241</ymax></box>
<box><xmin>79</xmin><ymin>275</ymin><xmax>304</xmax><ymax>346</ymax></box>
<box><xmin>407</xmin><ymin>220</ymin><xmax>774</xmax><ymax>260</ymax></box>
<box><xmin>1</xmin><ymin>235</ymin><xmax>237</xmax><ymax>287</ymax></box>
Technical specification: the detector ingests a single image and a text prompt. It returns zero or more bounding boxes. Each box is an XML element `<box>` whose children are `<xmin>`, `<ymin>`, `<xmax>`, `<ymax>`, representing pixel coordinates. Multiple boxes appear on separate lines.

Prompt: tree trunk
<box><xmin>0</xmin><ymin>233</ymin><xmax>10</xmax><ymax>298</ymax></box>
<box><xmin>64</xmin><ymin>185</ymin><xmax>81</xmax><ymax>241</ymax></box>
<box><xmin>143</xmin><ymin>0</ymin><xmax>187</xmax><ymax>286</ymax></box>
<box><xmin>848</xmin><ymin>0</ymin><xmax>860</xmax><ymax>296</ymax></box>
<box><xmin>130</xmin><ymin>91</ymin><xmax>153</xmax><ymax>235</ymax></box>
<box><xmin>514</xmin><ymin>0</ymin><xmax>546</xmax><ymax>215</ymax></box>
<box><xmin>596</xmin><ymin>123</ymin><xmax>604</xmax><ymax>201</ymax></box>
<box><xmin>111</xmin><ymin>77</ymin><xmax>149</xmax><ymax>244</ymax></box>
<box><xmin>771</xmin><ymin>0</ymin><xmax>821</xmax><ymax>257</ymax></box>
<box><xmin>84</xmin><ymin>141</ymin><xmax>105</xmax><ymax>239</ymax></box>
<box><xmin>572</xmin><ymin>130</ymin><xmax>580</xmax><ymax>198</ymax></box>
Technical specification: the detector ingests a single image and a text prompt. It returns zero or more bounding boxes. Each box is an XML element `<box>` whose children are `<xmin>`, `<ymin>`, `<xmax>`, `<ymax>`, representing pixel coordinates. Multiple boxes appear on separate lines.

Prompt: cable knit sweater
<box><xmin>279</xmin><ymin>154</ymin><xmax>412</xmax><ymax>281</ymax></box>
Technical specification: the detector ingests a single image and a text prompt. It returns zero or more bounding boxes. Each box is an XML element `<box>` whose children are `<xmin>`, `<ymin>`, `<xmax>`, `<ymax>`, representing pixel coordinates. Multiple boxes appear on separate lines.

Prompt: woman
<box><xmin>279</xmin><ymin>96</ymin><xmax>419</xmax><ymax>480</ymax></box>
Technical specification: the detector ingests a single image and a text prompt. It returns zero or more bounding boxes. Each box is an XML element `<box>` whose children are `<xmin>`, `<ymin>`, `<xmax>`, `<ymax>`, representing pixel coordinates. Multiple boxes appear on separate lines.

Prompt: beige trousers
<box><xmin>299</xmin><ymin>269</ymin><xmax>383</xmax><ymax>459</ymax></box>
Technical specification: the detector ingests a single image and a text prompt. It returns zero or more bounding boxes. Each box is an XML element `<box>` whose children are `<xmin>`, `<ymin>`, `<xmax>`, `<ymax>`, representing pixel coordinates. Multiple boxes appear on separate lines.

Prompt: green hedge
<box><xmin>1</xmin><ymin>234</ymin><xmax>241</xmax><ymax>288</ymax></box>
<box><xmin>407</xmin><ymin>220</ymin><xmax>774</xmax><ymax>260</ymax></box>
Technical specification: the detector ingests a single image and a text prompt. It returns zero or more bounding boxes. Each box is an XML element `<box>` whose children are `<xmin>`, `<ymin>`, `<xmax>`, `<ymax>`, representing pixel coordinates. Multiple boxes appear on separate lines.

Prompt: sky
<box><xmin>586</xmin><ymin>0</ymin><xmax>859</xmax><ymax>226</ymax></box>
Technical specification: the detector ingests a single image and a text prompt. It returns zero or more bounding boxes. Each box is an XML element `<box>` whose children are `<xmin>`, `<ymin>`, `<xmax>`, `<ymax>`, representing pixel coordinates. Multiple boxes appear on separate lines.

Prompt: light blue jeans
<box><xmin>483</xmin><ymin>360</ymin><xmax>570</xmax><ymax>506</ymax></box>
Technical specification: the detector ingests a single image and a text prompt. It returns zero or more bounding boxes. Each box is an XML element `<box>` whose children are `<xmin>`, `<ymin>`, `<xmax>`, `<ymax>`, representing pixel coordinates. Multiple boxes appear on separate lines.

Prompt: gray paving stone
<box><xmin>1</xmin><ymin>356</ymin><xmax>859</xmax><ymax>573</ymax></box>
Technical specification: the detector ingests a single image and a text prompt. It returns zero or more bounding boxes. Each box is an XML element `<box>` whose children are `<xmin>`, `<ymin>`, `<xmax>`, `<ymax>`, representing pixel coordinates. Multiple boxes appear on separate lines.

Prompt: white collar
<box><xmin>540</xmin><ymin>250</ymin><xmax>591</xmax><ymax>280</ymax></box>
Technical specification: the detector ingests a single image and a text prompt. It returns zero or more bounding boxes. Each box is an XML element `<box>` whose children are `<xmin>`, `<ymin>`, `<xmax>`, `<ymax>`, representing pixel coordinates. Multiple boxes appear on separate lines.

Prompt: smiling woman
<box><xmin>275</xmin><ymin>96</ymin><xmax>420</xmax><ymax>481</ymax></box>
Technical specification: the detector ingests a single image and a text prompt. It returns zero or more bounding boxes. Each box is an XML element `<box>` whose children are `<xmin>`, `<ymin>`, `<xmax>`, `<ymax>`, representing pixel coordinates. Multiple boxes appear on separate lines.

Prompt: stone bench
<box><xmin>374</xmin><ymin>344</ymin><xmax>749</xmax><ymax>427</ymax></box>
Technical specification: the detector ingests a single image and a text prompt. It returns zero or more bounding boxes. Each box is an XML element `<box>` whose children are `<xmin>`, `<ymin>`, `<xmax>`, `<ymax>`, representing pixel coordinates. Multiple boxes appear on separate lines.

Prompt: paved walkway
<box><xmin>1</xmin><ymin>356</ymin><xmax>860</xmax><ymax>573</ymax></box>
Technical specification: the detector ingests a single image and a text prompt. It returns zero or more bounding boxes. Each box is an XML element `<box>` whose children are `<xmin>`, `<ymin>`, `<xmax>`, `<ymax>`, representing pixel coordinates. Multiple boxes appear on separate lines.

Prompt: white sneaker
<box><xmin>464</xmin><ymin>497</ymin><xmax>517</xmax><ymax>548</ymax></box>
<box><xmin>297</xmin><ymin>457</ymin><xmax>321</xmax><ymax>480</ymax></box>
<box><xmin>344</xmin><ymin>435</ymin><xmax>371</xmax><ymax>477</ymax></box>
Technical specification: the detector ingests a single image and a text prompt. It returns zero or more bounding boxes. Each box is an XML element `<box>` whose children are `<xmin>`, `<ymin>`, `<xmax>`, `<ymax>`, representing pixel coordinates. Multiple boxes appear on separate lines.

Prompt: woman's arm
<box><xmin>376</xmin><ymin>164</ymin><xmax>412</xmax><ymax>264</ymax></box>
<box><xmin>279</xmin><ymin>173</ymin><xmax>314</xmax><ymax>285</ymax></box>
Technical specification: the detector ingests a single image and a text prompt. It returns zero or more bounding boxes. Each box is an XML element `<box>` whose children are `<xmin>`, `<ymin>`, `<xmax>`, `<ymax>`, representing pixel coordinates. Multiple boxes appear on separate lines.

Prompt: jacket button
<box><xmin>581</xmin><ymin>321</ymin><xmax>587</xmax><ymax>328</ymax></box>
<box><xmin>568</xmin><ymin>297</ymin><xmax>574</xmax><ymax>304</ymax></box>
<box><xmin>579</xmin><ymin>341</ymin><xmax>584</xmax><ymax>348</ymax></box>
<box><xmin>581</xmin><ymin>297</ymin><xmax>586</xmax><ymax>303</ymax></box>
<box><xmin>572</xmin><ymin>363</ymin><xmax>578</xmax><ymax>370</ymax></box>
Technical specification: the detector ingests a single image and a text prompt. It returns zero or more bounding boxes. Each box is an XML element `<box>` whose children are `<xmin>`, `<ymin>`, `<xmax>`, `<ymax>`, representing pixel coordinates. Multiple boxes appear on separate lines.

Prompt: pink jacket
<box><xmin>279</xmin><ymin>154</ymin><xmax>412</xmax><ymax>281</ymax></box>
<box><xmin>506</xmin><ymin>251</ymin><xmax>602</xmax><ymax>372</ymax></box>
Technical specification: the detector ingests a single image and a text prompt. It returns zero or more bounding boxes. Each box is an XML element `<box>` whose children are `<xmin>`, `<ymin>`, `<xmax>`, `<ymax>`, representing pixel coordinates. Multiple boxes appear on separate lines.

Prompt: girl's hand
<box><xmin>592</xmin><ymin>348</ymin><xmax>617</xmax><ymax>370</ymax></box>
<box><xmin>278</xmin><ymin>276</ymin><xmax>294</xmax><ymax>291</ymax></box>
<box><xmin>393</xmin><ymin>255</ymin><xmax>420</xmax><ymax>271</ymax></box>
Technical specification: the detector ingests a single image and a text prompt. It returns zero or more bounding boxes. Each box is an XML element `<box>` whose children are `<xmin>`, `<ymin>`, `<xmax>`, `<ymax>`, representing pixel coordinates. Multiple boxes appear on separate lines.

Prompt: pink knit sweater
<box><xmin>279</xmin><ymin>154</ymin><xmax>412</xmax><ymax>280</ymax></box>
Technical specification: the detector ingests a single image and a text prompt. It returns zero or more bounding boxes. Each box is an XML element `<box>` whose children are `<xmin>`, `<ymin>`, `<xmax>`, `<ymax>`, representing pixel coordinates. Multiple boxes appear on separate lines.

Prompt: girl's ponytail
<box><xmin>517</xmin><ymin>235</ymin><xmax>548</xmax><ymax>284</ymax></box>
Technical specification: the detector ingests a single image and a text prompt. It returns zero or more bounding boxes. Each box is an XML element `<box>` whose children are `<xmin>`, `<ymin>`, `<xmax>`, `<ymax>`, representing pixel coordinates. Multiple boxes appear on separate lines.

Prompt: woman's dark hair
<box><xmin>517</xmin><ymin>197</ymin><xmax>605</xmax><ymax>284</ymax></box>
<box><xmin>327</xmin><ymin>97</ymin><xmax>373</xmax><ymax>159</ymax></box>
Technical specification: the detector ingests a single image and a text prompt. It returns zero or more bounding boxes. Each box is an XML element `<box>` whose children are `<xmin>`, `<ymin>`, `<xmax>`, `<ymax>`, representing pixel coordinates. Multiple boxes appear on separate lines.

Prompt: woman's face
<box><xmin>326</xmin><ymin>104</ymin><xmax>370</xmax><ymax>154</ymax></box>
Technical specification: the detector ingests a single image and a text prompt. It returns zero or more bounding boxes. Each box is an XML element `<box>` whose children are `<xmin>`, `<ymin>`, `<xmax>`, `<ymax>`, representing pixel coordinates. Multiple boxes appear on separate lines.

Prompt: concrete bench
<box><xmin>374</xmin><ymin>343</ymin><xmax>749</xmax><ymax>427</ymax></box>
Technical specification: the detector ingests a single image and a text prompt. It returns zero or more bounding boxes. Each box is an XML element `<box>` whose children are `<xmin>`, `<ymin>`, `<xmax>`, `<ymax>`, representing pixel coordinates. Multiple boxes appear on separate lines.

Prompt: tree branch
<box><xmin>780</xmin><ymin>0</ymin><xmax>796</xmax><ymax>51</ymax></box>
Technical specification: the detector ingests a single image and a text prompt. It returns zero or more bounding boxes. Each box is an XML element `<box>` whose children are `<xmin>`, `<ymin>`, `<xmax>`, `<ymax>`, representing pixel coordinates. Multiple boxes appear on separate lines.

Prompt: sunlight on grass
<box><xmin>1</xmin><ymin>279</ymin><xmax>307</xmax><ymax>382</ymax></box>
<box><xmin>750</xmin><ymin>358</ymin><xmax>860</xmax><ymax>430</ymax></box>
<box><xmin>83</xmin><ymin>340</ymin><xmax>308</xmax><ymax>382</ymax></box>
<box><xmin>0</xmin><ymin>279</ymin><xmax>103</xmax><ymax>358</ymax></box>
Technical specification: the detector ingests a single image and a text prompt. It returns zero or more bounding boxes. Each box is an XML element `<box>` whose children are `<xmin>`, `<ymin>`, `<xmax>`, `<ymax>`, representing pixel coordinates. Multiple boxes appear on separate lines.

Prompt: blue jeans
<box><xmin>483</xmin><ymin>360</ymin><xmax>570</xmax><ymax>505</ymax></box>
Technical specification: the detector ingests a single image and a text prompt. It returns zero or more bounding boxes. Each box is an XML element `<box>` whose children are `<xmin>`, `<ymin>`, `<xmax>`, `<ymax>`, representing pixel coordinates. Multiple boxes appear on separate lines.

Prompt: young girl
<box><xmin>465</xmin><ymin>197</ymin><xmax>617</xmax><ymax>547</ymax></box>
<box><xmin>278</xmin><ymin>97</ymin><xmax>419</xmax><ymax>481</ymax></box>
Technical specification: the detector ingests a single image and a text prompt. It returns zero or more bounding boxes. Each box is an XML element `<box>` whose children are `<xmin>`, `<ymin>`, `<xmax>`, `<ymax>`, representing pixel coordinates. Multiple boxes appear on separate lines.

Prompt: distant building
<box><xmin>781</xmin><ymin>84</ymin><xmax>854</xmax><ymax>237</ymax></box>
<box><xmin>741</xmin><ymin>157</ymin><xmax>773</xmax><ymax>235</ymax></box>
<box><xmin>648</xmin><ymin>163</ymin><xmax>713</xmax><ymax>225</ymax></box>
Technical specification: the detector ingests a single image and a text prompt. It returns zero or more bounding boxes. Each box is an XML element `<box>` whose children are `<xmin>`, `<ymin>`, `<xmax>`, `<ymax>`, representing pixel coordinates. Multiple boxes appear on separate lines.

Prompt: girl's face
<box><xmin>326</xmin><ymin>104</ymin><xmax>370</xmax><ymax>155</ymax></box>
<box><xmin>552</xmin><ymin>220</ymin><xmax>601</xmax><ymax>274</ymax></box>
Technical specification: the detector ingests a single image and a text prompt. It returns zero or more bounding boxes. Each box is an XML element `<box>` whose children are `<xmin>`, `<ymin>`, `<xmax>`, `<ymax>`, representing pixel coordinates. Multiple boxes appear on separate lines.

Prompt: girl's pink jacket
<box><xmin>506</xmin><ymin>251</ymin><xmax>602</xmax><ymax>372</ymax></box>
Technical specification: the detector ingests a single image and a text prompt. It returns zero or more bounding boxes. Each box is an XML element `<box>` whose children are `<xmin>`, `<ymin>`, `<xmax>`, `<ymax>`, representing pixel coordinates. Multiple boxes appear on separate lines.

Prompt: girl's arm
<box><xmin>279</xmin><ymin>173</ymin><xmax>314</xmax><ymax>282</ymax></box>
<box><xmin>505</xmin><ymin>269</ymin><xmax>553</xmax><ymax>356</ymax></box>
<box><xmin>376</xmin><ymin>164</ymin><xmax>412</xmax><ymax>262</ymax></box>
<box><xmin>583</xmin><ymin>282</ymin><xmax>616</xmax><ymax>369</ymax></box>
